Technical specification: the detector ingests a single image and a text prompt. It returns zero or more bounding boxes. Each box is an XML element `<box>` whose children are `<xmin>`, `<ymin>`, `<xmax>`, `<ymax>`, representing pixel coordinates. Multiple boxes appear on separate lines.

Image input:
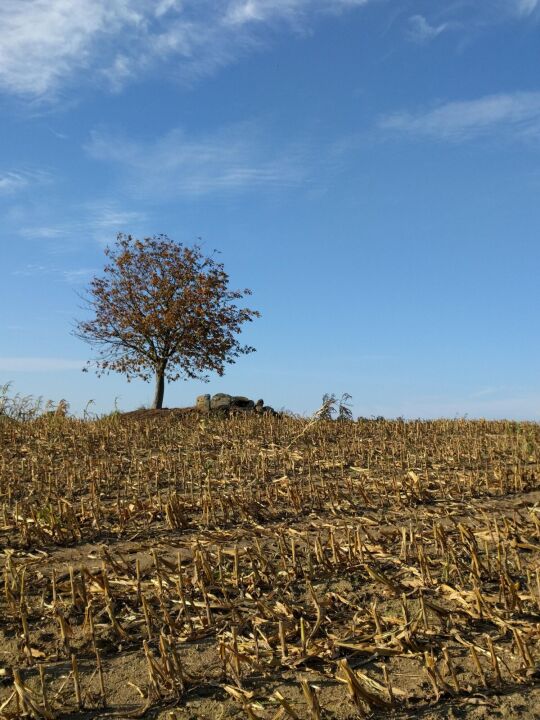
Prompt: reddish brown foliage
<box><xmin>75</xmin><ymin>234</ymin><xmax>259</xmax><ymax>408</ymax></box>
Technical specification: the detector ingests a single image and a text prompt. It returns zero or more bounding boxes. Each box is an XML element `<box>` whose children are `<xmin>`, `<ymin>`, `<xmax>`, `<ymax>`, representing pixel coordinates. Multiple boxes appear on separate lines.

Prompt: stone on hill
<box><xmin>210</xmin><ymin>393</ymin><xmax>233</xmax><ymax>411</ymax></box>
<box><xmin>196</xmin><ymin>394</ymin><xmax>211</xmax><ymax>412</ymax></box>
<box><xmin>231</xmin><ymin>396</ymin><xmax>255</xmax><ymax>411</ymax></box>
<box><xmin>197</xmin><ymin>394</ymin><xmax>276</xmax><ymax>415</ymax></box>
<box><xmin>210</xmin><ymin>394</ymin><xmax>255</xmax><ymax>412</ymax></box>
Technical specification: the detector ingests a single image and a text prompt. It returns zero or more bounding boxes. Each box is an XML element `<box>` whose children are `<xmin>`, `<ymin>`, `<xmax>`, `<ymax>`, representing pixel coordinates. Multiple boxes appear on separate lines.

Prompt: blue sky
<box><xmin>1</xmin><ymin>0</ymin><xmax>539</xmax><ymax>418</ymax></box>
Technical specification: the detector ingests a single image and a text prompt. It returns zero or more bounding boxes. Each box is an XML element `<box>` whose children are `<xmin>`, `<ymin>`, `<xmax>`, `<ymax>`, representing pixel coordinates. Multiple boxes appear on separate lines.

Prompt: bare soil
<box><xmin>0</xmin><ymin>414</ymin><xmax>539</xmax><ymax>719</ymax></box>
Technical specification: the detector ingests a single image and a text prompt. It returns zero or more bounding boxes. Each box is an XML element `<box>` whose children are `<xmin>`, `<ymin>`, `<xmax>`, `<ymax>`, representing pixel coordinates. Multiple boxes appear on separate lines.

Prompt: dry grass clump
<box><xmin>0</xmin><ymin>412</ymin><xmax>539</xmax><ymax>718</ymax></box>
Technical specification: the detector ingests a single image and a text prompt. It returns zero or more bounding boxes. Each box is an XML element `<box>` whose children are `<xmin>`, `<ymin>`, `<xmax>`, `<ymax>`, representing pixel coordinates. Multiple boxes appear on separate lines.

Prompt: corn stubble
<box><xmin>0</xmin><ymin>413</ymin><xmax>539</xmax><ymax>718</ymax></box>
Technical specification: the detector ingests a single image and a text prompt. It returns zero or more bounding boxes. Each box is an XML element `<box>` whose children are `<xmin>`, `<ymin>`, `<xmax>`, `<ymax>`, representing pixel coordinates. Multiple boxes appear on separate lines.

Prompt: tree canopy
<box><xmin>75</xmin><ymin>234</ymin><xmax>259</xmax><ymax>409</ymax></box>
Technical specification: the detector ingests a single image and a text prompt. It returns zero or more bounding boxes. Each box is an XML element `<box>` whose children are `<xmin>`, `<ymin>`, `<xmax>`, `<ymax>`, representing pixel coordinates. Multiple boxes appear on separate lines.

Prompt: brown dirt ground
<box><xmin>0</xmin><ymin>414</ymin><xmax>539</xmax><ymax>719</ymax></box>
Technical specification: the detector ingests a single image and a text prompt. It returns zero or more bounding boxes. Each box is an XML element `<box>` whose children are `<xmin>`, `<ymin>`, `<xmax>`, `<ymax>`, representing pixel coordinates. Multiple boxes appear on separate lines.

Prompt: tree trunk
<box><xmin>152</xmin><ymin>365</ymin><xmax>166</xmax><ymax>409</ymax></box>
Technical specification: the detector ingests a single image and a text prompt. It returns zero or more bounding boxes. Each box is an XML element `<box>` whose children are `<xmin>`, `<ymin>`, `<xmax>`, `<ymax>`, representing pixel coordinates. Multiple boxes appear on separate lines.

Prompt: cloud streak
<box><xmin>0</xmin><ymin>357</ymin><xmax>84</xmax><ymax>372</ymax></box>
<box><xmin>516</xmin><ymin>0</ymin><xmax>539</xmax><ymax>17</ymax></box>
<box><xmin>0</xmin><ymin>171</ymin><xmax>29</xmax><ymax>194</ymax></box>
<box><xmin>1</xmin><ymin>1</ymin><xmax>537</xmax><ymax>100</ymax></box>
<box><xmin>0</xmin><ymin>1</ymin><xmax>142</xmax><ymax>96</ymax></box>
<box><xmin>1</xmin><ymin>1</ymin><xmax>538</xmax><ymax>99</ymax></box>
<box><xmin>18</xmin><ymin>202</ymin><xmax>147</xmax><ymax>247</ymax></box>
<box><xmin>380</xmin><ymin>91</ymin><xmax>540</xmax><ymax>142</ymax></box>
<box><xmin>0</xmin><ymin>169</ymin><xmax>52</xmax><ymax>195</ymax></box>
<box><xmin>86</xmin><ymin>123</ymin><xmax>309</xmax><ymax>198</ymax></box>
<box><xmin>12</xmin><ymin>264</ymin><xmax>96</xmax><ymax>284</ymax></box>
<box><xmin>408</xmin><ymin>14</ymin><xmax>449</xmax><ymax>43</ymax></box>
<box><xmin>0</xmin><ymin>0</ymin><xmax>371</xmax><ymax>98</ymax></box>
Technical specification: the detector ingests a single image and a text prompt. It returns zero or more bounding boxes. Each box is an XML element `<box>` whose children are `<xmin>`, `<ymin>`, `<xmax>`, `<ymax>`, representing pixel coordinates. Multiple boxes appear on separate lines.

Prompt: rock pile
<box><xmin>196</xmin><ymin>394</ymin><xmax>276</xmax><ymax>415</ymax></box>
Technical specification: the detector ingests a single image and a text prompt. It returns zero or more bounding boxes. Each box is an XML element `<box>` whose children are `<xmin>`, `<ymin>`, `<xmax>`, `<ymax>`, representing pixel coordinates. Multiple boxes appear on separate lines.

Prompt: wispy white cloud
<box><xmin>86</xmin><ymin>123</ymin><xmax>309</xmax><ymax>198</ymax></box>
<box><xmin>18</xmin><ymin>202</ymin><xmax>147</xmax><ymax>247</ymax></box>
<box><xmin>408</xmin><ymin>14</ymin><xmax>449</xmax><ymax>43</ymax></box>
<box><xmin>225</xmin><ymin>0</ymin><xmax>306</xmax><ymax>25</ymax></box>
<box><xmin>0</xmin><ymin>357</ymin><xmax>84</xmax><ymax>372</ymax></box>
<box><xmin>469</xmin><ymin>386</ymin><xmax>505</xmax><ymax>399</ymax></box>
<box><xmin>0</xmin><ymin>171</ymin><xmax>29</xmax><ymax>194</ymax></box>
<box><xmin>1</xmin><ymin>1</ymin><xmax>539</xmax><ymax>100</ymax></box>
<box><xmin>380</xmin><ymin>91</ymin><xmax>540</xmax><ymax>142</ymax></box>
<box><xmin>223</xmin><ymin>0</ymin><xmax>369</xmax><ymax>26</ymax></box>
<box><xmin>515</xmin><ymin>0</ymin><xmax>539</xmax><ymax>17</ymax></box>
<box><xmin>0</xmin><ymin>1</ymin><xmax>142</xmax><ymax>96</ymax></box>
<box><xmin>0</xmin><ymin>169</ymin><xmax>52</xmax><ymax>195</ymax></box>
<box><xmin>12</xmin><ymin>263</ymin><xmax>96</xmax><ymax>284</ymax></box>
<box><xmin>84</xmin><ymin>203</ymin><xmax>147</xmax><ymax>232</ymax></box>
<box><xmin>0</xmin><ymin>0</ymin><xmax>372</xmax><ymax>98</ymax></box>
<box><xmin>18</xmin><ymin>226</ymin><xmax>67</xmax><ymax>240</ymax></box>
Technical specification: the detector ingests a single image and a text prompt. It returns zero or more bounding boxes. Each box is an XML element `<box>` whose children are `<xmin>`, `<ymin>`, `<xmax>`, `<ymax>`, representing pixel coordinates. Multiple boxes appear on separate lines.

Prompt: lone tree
<box><xmin>75</xmin><ymin>234</ymin><xmax>259</xmax><ymax>409</ymax></box>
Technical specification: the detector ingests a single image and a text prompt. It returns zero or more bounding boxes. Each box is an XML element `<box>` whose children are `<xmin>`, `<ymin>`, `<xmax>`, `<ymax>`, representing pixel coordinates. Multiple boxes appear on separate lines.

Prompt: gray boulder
<box><xmin>197</xmin><ymin>393</ymin><xmax>276</xmax><ymax>416</ymax></box>
<box><xmin>255</xmin><ymin>399</ymin><xmax>276</xmax><ymax>415</ymax></box>
<box><xmin>210</xmin><ymin>393</ymin><xmax>233</xmax><ymax>411</ymax></box>
<box><xmin>210</xmin><ymin>394</ymin><xmax>256</xmax><ymax>411</ymax></box>
<box><xmin>231</xmin><ymin>396</ymin><xmax>255</xmax><ymax>411</ymax></box>
<box><xmin>196</xmin><ymin>394</ymin><xmax>211</xmax><ymax>412</ymax></box>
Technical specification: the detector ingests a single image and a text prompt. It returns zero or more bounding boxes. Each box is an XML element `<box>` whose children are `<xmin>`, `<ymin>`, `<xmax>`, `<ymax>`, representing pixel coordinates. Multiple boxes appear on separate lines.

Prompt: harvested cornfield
<box><xmin>0</xmin><ymin>414</ymin><xmax>539</xmax><ymax>719</ymax></box>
